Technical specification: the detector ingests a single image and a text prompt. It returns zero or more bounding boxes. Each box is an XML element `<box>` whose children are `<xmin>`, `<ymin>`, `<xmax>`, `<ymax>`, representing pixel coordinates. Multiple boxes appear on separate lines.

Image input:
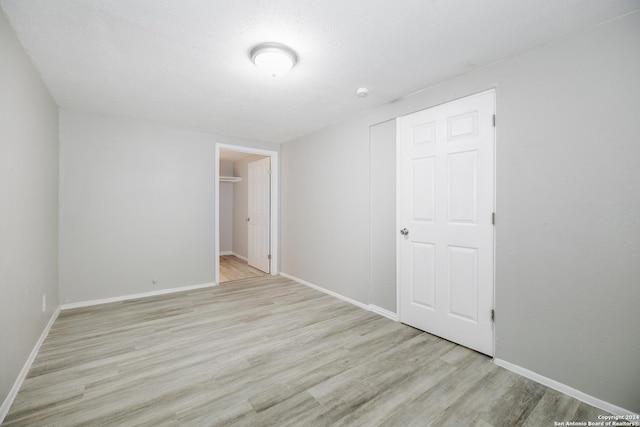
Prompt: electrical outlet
<box><xmin>42</xmin><ymin>294</ymin><xmax>46</xmax><ymax>313</ymax></box>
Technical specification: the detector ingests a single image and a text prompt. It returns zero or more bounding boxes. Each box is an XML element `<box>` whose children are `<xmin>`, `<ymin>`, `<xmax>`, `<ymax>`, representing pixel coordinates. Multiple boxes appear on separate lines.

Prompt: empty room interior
<box><xmin>1</xmin><ymin>1</ymin><xmax>639</xmax><ymax>425</ymax></box>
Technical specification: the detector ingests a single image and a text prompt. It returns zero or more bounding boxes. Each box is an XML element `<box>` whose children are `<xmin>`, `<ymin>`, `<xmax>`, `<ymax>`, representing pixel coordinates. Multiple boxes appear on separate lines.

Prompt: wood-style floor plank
<box><xmin>219</xmin><ymin>255</ymin><xmax>266</xmax><ymax>283</ymax></box>
<box><xmin>2</xmin><ymin>275</ymin><xmax>610</xmax><ymax>426</ymax></box>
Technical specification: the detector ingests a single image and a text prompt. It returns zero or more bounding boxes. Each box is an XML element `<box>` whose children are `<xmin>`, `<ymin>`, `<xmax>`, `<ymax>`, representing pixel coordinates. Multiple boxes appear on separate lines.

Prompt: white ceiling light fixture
<box><xmin>250</xmin><ymin>43</ymin><xmax>297</xmax><ymax>78</ymax></box>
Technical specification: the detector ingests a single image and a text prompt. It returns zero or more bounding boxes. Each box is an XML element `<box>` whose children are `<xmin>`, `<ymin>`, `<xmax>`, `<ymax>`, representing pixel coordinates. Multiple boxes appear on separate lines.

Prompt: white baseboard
<box><xmin>280</xmin><ymin>272</ymin><xmax>392</xmax><ymax>316</ymax></box>
<box><xmin>231</xmin><ymin>252</ymin><xmax>247</xmax><ymax>262</ymax></box>
<box><xmin>1</xmin><ymin>307</ymin><xmax>60</xmax><ymax>424</ymax></box>
<box><xmin>60</xmin><ymin>282</ymin><xmax>216</xmax><ymax>310</ymax></box>
<box><xmin>220</xmin><ymin>251</ymin><xmax>247</xmax><ymax>261</ymax></box>
<box><xmin>10</xmin><ymin>284</ymin><xmax>633</xmax><ymax>422</ymax></box>
<box><xmin>369</xmin><ymin>304</ymin><xmax>398</xmax><ymax>321</ymax></box>
<box><xmin>279</xmin><ymin>272</ymin><xmax>636</xmax><ymax>416</ymax></box>
<box><xmin>494</xmin><ymin>358</ymin><xmax>637</xmax><ymax>417</ymax></box>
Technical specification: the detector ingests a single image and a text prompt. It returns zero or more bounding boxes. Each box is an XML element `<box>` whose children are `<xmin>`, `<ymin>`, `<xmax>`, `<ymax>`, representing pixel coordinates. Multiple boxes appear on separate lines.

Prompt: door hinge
<box><xmin>492</xmin><ymin>114</ymin><xmax>496</xmax><ymax>127</ymax></box>
<box><xmin>492</xmin><ymin>212</ymin><xmax>495</xmax><ymax>225</ymax></box>
<box><xmin>268</xmin><ymin>254</ymin><xmax>271</xmax><ymax>260</ymax></box>
<box><xmin>491</xmin><ymin>309</ymin><xmax>495</xmax><ymax>322</ymax></box>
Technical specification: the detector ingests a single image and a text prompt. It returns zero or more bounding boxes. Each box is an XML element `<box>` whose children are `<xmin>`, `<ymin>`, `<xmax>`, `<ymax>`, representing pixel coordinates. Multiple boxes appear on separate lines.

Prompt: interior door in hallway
<box><xmin>248</xmin><ymin>157</ymin><xmax>271</xmax><ymax>273</ymax></box>
<box><xmin>398</xmin><ymin>90</ymin><xmax>495</xmax><ymax>356</ymax></box>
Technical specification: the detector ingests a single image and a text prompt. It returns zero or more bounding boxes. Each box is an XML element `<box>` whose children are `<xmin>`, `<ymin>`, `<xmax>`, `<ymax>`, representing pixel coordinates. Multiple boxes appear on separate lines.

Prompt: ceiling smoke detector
<box><xmin>356</xmin><ymin>87</ymin><xmax>369</xmax><ymax>97</ymax></box>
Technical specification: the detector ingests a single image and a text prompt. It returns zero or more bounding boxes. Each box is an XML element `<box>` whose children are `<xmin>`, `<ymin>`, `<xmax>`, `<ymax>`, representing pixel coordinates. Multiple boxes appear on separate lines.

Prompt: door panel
<box><xmin>248</xmin><ymin>157</ymin><xmax>271</xmax><ymax>273</ymax></box>
<box><xmin>448</xmin><ymin>150</ymin><xmax>478</xmax><ymax>224</ymax></box>
<box><xmin>411</xmin><ymin>243</ymin><xmax>436</xmax><ymax>309</ymax></box>
<box><xmin>398</xmin><ymin>90</ymin><xmax>495</xmax><ymax>356</ymax></box>
<box><xmin>412</xmin><ymin>157</ymin><xmax>436</xmax><ymax>221</ymax></box>
<box><xmin>448</xmin><ymin>245</ymin><xmax>478</xmax><ymax>322</ymax></box>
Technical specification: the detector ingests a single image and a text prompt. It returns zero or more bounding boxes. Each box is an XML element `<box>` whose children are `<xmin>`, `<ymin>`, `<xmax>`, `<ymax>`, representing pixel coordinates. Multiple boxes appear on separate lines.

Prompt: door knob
<box><xmin>400</xmin><ymin>228</ymin><xmax>409</xmax><ymax>236</ymax></box>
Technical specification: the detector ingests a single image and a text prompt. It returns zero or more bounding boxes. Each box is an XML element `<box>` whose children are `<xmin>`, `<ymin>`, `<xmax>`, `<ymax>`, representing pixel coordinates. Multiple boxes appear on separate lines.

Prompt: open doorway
<box><xmin>218</xmin><ymin>150</ymin><xmax>268</xmax><ymax>282</ymax></box>
<box><xmin>215</xmin><ymin>144</ymin><xmax>279</xmax><ymax>284</ymax></box>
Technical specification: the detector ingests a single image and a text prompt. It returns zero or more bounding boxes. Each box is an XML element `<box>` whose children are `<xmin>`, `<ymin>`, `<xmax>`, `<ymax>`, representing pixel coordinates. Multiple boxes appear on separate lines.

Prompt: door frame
<box><xmin>214</xmin><ymin>143</ymin><xmax>279</xmax><ymax>283</ymax></box>
<box><xmin>395</xmin><ymin>88</ymin><xmax>497</xmax><ymax>355</ymax></box>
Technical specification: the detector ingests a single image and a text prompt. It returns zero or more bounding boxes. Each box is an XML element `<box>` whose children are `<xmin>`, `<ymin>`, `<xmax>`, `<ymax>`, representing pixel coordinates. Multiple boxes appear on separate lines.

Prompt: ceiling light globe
<box><xmin>250</xmin><ymin>43</ymin><xmax>297</xmax><ymax>78</ymax></box>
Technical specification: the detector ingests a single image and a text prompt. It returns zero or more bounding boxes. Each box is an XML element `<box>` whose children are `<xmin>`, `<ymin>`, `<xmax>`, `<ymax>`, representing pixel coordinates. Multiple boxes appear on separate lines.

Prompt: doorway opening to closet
<box><xmin>214</xmin><ymin>144</ymin><xmax>279</xmax><ymax>284</ymax></box>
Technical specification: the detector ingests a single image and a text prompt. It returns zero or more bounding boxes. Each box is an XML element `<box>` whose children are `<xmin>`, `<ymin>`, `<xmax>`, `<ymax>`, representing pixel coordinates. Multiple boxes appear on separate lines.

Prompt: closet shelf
<box><xmin>220</xmin><ymin>176</ymin><xmax>242</xmax><ymax>183</ymax></box>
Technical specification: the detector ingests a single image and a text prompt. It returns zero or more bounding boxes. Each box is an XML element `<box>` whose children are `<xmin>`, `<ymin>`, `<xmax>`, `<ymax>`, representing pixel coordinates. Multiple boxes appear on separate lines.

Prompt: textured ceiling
<box><xmin>2</xmin><ymin>0</ymin><xmax>638</xmax><ymax>143</ymax></box>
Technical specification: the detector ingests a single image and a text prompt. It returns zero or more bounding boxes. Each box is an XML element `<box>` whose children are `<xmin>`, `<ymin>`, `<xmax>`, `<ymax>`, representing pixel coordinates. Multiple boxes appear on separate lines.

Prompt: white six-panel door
<box><xmin>398</xmin><ymin>90</ymin><xmax>495</xmax><ymax>356</ymax></box>
<box><xmin>248</xmin><ymin>157</ymin><xmax>271</xmax><ymax>273</ymax></box>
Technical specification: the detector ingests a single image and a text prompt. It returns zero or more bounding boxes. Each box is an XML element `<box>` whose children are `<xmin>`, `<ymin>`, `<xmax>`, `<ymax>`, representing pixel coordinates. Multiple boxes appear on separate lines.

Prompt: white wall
<box><xmin>219</xmin><ymin>159</ymin><xmax>234</xmax><ymax>253</ymax></box>
<box><xmin>281</xmin><ymin>11</ymin><xmax>640</xmax><ymax>413</ymax></box>
<box><xmin>59</xmin><ymin>111</ymin><xmax>278</xmax><ymax>303</ymax></box>
<box><xmin>282</xmin><ymin>124</ymin><xmax>371</xmax><ymax>302</ymax></box>
<box><xmin>370</xmin><ymin>119</ymin><xmax>397</xmax><ymax>313</ymax></box>
<box><xmin>0</xmin><ymin>10</ymin><xmax>59</xmax><ymax>405</ymax></box>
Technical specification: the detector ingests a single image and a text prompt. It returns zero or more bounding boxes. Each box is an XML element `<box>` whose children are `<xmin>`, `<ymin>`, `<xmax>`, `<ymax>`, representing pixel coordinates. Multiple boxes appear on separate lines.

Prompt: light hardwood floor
<box><xmin>219</xmin><ymin>255</ymin><xmax>267</xmax><ymax>283</ymax></box>
<box><xmin>3</xmin><ymin>276</ymin><xmax>609</xmax><ymax>426</ymax></box>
